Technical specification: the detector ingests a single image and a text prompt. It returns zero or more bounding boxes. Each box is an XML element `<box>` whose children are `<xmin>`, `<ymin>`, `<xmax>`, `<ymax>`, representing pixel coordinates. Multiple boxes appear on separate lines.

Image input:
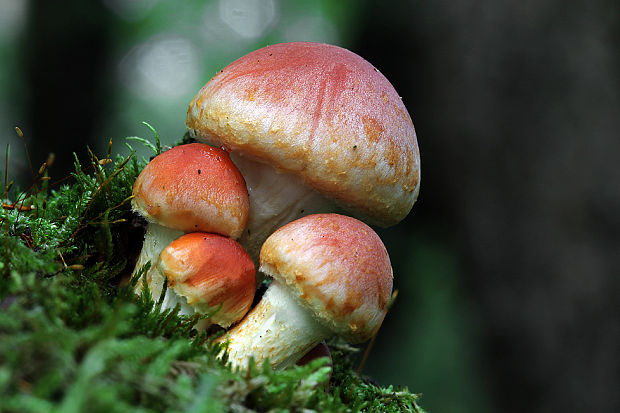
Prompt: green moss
<box><xmin>0</xmin><ymin>126</ymin><xmax>424</xmax><ymax>412</ymax></box>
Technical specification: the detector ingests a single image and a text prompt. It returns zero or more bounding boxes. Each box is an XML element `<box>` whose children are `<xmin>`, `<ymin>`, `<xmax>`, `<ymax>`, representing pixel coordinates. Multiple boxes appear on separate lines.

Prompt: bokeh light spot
<box><xmin>118</xmin><ymin>34</ymin><xmax>200</xmax><ymax>101</ymax></box>
<box><xmin>0</xmin><ymin>0</ymin><xmax>28</xmax><ymax>41</ymax></box>
<box><xmin>218</xmin><ymin>0</ymin><xmax>278</xmax><ymax>39</ymax></box>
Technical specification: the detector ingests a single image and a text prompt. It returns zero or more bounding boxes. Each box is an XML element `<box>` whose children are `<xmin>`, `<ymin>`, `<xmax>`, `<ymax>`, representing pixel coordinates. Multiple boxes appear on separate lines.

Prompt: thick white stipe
<box><xmin>222</xmin><ymin>280</ymin><xmax>330</xmax><ymax>370</ymax></box>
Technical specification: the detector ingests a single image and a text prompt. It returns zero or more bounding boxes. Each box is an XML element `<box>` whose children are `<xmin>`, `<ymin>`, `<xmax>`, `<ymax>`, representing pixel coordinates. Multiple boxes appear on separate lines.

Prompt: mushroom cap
<box><xmin>297</xmin><ymin>341</ymin><xmax>332</xmax><ymax>367</ymax></box>
<box><xmin>186</xmin><ymin>42</ymin><xmax>420</xmax><ymax>227</ymax></box>
<box><xmin>259</xmin><ymin>213</ymin><xmax>393</xmax><ymax>343</ymax></box>
<box><xmin>158</xmin><ymin>232</ymin><xmax>256</xmax><ymax>328</ymax></box>
<box><xmin>132</xmin><ymin>143</ymin><xmax>249</xmax><ymax>239</ymax></box>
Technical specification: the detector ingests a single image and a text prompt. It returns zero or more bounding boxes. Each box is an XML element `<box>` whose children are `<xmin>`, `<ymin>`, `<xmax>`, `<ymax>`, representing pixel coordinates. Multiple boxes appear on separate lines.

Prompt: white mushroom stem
<box><xmin>160</xmin><ymin>287</ymin><xmax>194</xmax><ymax>315</ymax></box>
<box><xmin>222</xmin><ymin>280</ymin><xmax>331</xmax><ymax>371</ymax></box>
<box><xmin>132</xmin><ymin>223</ymin><xmax>183</xmax><ymax>298</ymax></box>
<box><xmin>159</xmin><ymin>287</ymin><xmax>212</xmax><ymax>331</ymax></box>
<box><xmin>230</xmin><ymin>153</ymin><xmax>336</xmax><ymax>262</ymax></box>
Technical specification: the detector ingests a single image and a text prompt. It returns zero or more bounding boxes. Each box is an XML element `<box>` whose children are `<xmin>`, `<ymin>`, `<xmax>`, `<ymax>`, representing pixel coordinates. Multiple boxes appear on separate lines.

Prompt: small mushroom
<box><xmin>158</xmin><ymin>232</ymin><xmax>256</xmax><ymax>330</ymax></box>
<box><xmin>186</xmin><ymin>42</ymin><xmax>420</xmax><ymax>261</ymax></box>
<box><xmin>297</xmin><ymin>341</ymin><xmax>333</xmax><ymax>389</ymax></box>
<box><xmin>131</xmin><ymin>143</ymin><xmax>249</xmax><ymax>298</ymax></box>
<box><xmin>221</xmin><ymin>213</ymin><xmax>393</xmax><ymax>370</ymax></box>
<box><xmin>296</xmin><ymin>341</ymin><xmax>332</xmax><ymax>368</ymax></box>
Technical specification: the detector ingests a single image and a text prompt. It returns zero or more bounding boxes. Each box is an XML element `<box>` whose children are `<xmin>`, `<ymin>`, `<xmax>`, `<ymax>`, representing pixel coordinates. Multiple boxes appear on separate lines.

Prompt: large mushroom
<box><xmin>220</xmin><ymin>213</ymin><xmax>393</xmax><ymax>371</ymax></box>
<box><xmin>158</xmin><ymin>232</ymin><xmax>256</xmax><ymax>330</ymax></box>
<box><xmin>131</xmin><ymin>143</ymin><xmax>249</xmax><ymax>298</ymax></box>
<box><xmin>186</xmin><ymin>42</ymin><xmax>420</xmax><ymax>261</ymax></box>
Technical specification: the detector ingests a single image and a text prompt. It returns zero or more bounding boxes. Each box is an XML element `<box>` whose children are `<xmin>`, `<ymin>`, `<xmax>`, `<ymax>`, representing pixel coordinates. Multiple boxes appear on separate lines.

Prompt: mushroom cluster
<box><xmin>132</xmin><ymin>42</ymin><xmax>420</xmax><ymax>371</ymax></box>
<box><xmin>131</xmin><ymin>143</ymin><xmax>255</xmax><ymax>329</ymax></box>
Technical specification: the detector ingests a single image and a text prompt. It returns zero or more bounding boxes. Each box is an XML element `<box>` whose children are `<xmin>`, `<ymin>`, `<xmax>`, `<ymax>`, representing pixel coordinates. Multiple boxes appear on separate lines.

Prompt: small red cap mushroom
<box><xmin>131</xmin><ymin>143</ymin><xmax>250</xmax><ymax>299</ymax></box>
<box><xmin>296</xmin><ymin>341</ymin><xmax>332</xmax><ymax>367</ymax></box>
<box><xmin>297</xmin><ymin>341</ymin><xmax>333</xmax><ymax>390</ymax></box>
<box><xmin>158</xmin><ymin>232</ymin><xmax>256</xmax><ymax>328</ymax></box>
<box><xmin>132</xmin><ymin>143</ymin><xmax>249</xmax><ymax>238</ymax></box>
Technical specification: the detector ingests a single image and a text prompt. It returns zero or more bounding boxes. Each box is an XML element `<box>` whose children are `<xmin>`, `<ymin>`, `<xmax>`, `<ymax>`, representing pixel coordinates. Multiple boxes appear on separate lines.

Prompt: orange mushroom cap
<box><xmin>187</xmin><ymin>42</ymin><xmax>420</xmax><ymax>227</ymax></box>
<box><xmin>132</xmin><ymin>143</ymin><xmax>249</xmax><ymax>239</ymax></box>
<box><xmin>158</xmin><ymin>232</ymin><xmax>256</xmax><ymax>328</ymax></box>
<box><xmin>259</xmin><ymin>213</ymin><xmax>393</xmax><ymax>343</ymax></box>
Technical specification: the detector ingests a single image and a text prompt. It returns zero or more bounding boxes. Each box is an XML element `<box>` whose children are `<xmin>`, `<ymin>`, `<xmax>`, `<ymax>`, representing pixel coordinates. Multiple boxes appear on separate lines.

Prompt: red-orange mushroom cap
<box><xmin>260</xmin><ymin>213</ymin><xmax>393</xmax><ymax>342</ymax></box>
<box><xmin>186</xmin><ymin>42</ymin><xmax>420</xmax><ymax>261</ymax></box>
<box><xmin>221</xmin><ymin>213</ymin><xmax>393</xmax><ymax>370</ymax></box>
<box><xmin>132</xmin><ymin>143</ymin><xmax>249</xmax><ymax>238</ymax></box>
<box><xmin>158</xmin><ymin>232</ymin><xmax>256</xmax><ymax>328</ymax></box>
<box><xmin>131</xmin><ymin>143</ymin><xmax>249</xmax><ymax>300</ymax></box>
<box><xmin>187</xmin><ymin>43</ymin><xmax>420</xmax><ymax>225</ymax></box>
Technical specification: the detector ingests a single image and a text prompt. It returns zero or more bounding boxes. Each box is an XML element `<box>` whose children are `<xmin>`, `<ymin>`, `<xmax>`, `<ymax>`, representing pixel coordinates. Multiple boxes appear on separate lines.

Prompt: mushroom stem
<box><xmin>160</xmin><ymin>287</ymin><xmax>213</xmax><ymax>332</ymax></box>
<box><xmin>132</xmin><ymin>223</ymin><xmax>183</xmax><ymax>298</ymax></box>
<box><xmin>222</xmin><ymin>280</ymin><xmax>331</xmax><ymax>371</ymax></box>
<box><xmin>230</xmin><ymin>153</ymin><xmax>336</xmax><ymax>263</ymax></box>
<box><xmin>160</xmin><ymin>287</ymin><xmax>194</xmax><ymax>316</ymax></box>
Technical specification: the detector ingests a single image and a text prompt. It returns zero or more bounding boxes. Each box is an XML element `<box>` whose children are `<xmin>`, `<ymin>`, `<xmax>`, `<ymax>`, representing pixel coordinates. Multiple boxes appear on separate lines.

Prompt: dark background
<box><xmin>2</xmin><ymin>1</ymin><xmax>618</xmax><ymax>412</ymax></box>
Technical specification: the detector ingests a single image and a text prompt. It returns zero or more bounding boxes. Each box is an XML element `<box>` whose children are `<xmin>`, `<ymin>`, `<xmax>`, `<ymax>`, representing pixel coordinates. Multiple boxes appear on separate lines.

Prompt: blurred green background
<box><xmin>2</xmin><ymin>1</ymin><xmax>619</xmax><ymax>412</ymax></box>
